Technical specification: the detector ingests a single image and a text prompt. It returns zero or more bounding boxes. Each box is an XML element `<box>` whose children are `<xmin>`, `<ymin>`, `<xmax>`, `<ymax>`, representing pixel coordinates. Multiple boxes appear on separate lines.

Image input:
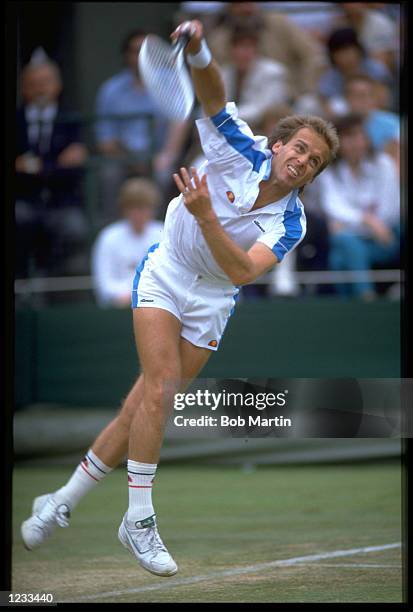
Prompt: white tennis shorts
<box><xmin>131</xmin><ymin>243</ymin><xmax>240</xmax><ymax>351</ymax></box>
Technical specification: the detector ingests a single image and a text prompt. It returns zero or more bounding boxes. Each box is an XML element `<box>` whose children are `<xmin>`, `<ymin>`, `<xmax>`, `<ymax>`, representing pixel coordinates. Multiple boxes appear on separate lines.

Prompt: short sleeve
<box><xmin>195</xmin><ymin>102</ymin><xmax>271</xmax><ymax>173</ymax></box>
<box><xmin>257</xmin><ymin>200</ymin><xmax>307</xmax><ymax>262</ymax></box>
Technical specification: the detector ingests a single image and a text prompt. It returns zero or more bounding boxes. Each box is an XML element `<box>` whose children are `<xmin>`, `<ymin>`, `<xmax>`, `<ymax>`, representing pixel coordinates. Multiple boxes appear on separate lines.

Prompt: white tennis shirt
<box><xmin>162</xmin><ymin>102</ymin><xmax>307</xmax><ymax>282</ymax></box>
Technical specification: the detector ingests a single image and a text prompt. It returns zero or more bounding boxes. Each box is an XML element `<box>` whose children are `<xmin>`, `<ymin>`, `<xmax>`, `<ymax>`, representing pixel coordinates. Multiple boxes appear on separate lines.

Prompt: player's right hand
<box><xmin>173</xmin><ymin>166</ymin><xmax>215</xmax><ymax>223</ymax></box>
<box><xmin>170</xmin><ymin>20</ymin><xmax>204</xmax><ymax>55</ymax></box>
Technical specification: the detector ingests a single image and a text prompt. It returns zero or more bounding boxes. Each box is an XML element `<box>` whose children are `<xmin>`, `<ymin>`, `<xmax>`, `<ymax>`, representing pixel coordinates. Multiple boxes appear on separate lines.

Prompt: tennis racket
<box><xmin>138</xmin><ymin>33</ymin><xmax>195</xmax><ymax>121</ymax></box>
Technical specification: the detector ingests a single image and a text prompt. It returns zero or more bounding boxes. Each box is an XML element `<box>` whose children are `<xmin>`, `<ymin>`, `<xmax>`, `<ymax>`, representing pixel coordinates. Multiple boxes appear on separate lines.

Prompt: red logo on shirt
<box><xmin>208</xmin><ymin>340</ymin><xmax>218</xmax><ymax>348</ymax></box>
<box><xmin>226</xmin><ymin>191</ymin><xmax>235</xmax><ymax>203</ymax></box>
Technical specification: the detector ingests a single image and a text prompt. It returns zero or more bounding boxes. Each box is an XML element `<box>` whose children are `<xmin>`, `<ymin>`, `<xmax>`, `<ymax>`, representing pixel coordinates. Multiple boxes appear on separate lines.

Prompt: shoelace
<box><xmin>55</xmin><ymin>505</ymin><xmax>70</xmax><ymax>528</ymax></box>
<box><xmin>34</xmin><ymin>517</ymin><xmax>53</xmax><ymax>536</ymax></box>
<box><xmin>144</xmin><ymin>527</ymin><xmax>167</xmax><ymax>554</ymax></box>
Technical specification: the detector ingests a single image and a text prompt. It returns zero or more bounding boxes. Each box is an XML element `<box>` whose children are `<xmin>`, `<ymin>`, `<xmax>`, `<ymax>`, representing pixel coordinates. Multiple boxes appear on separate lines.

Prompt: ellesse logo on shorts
<box><xmin>226</xmin><ymin>191</ymin><xmax>235</xmax><ymax>203</ymax></box>
<box><xmin>208</xmin><ymin>340</ymin><xmax>218</xmax><ymax>347</ymax></box>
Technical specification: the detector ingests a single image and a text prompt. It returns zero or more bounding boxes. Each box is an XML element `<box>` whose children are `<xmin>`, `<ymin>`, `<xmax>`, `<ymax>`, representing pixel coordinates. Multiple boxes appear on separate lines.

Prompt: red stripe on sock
<box><xmin>80</xmin><ymin>462</ymin><xmax>99</xmax><ymax>482</ymax></box>
<box><xmin>128</xmin><ymin>485</ymin><xmax>153</xmax><ymax>488</ymax></box>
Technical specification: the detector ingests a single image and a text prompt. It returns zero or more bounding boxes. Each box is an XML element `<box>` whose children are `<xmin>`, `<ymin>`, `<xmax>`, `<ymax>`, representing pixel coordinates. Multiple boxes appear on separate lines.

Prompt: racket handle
<box><xmin>173</xmin><ymin>32</ymin><xmax>191</xmax><ymax>53</ymax></box>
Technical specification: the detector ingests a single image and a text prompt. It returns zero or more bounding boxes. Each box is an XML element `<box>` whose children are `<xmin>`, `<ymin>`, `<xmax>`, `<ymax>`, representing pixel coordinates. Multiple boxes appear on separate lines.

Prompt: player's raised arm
<box><xmin>171</xmin><ymin>21</ymin><xmax>226</xmax><ymax>117</ymax></box>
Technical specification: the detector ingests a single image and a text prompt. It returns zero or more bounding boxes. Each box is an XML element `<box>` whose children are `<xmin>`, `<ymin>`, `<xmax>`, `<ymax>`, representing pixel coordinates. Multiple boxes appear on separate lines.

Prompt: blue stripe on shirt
<box><xmin>271</xmin><ymin>202</ymin><xmax>304</xmax><ymax>262</ymax></box>
<box><xmin>211</xmin><ymin>108</ymin><xmax>267</xmax><ymax>172</ymax></box>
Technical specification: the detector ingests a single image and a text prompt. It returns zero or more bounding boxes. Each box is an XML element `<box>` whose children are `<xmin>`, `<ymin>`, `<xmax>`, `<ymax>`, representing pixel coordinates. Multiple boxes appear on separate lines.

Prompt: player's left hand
<box><xmin>173</xmin><ymin>166</ymin><xmax>214</xmax><ymax>221</ymax></box>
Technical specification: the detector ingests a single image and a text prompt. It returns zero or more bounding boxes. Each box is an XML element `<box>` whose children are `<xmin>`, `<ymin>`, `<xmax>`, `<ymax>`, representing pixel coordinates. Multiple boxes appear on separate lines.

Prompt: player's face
<box><xmin>271</xmin><ymin>128</ymin><xmax>330</xmax><ymax>189</ymax></box>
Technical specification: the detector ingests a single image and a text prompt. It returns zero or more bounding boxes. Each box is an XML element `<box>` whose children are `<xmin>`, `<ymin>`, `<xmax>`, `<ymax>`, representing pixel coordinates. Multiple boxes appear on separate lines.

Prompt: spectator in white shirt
<box><xmin>317</xmin><ymin>113</ymin><xmax>400</xmax><ymax>299</ymax></box>
<box><xmin>92</xmin><ymin>178</ymin><xmax>163</xmax><ymax>307</ymax></box>
<box><xmin>220</xmin><ymin>22</ymin><xmax>290</xmax><ymax>130</ymax></box>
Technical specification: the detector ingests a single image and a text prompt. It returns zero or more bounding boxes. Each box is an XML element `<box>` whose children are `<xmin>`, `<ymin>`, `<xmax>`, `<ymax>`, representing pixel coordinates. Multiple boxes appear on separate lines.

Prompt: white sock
<box><xmin>126</xmin><ymin>460</ymin><xmax>157</xmax><ymax>525</ymax></box>
<box><xmin>54</xmin><ymin>449</ymin><xmax>113</xmax><ymax>509</ymax></box>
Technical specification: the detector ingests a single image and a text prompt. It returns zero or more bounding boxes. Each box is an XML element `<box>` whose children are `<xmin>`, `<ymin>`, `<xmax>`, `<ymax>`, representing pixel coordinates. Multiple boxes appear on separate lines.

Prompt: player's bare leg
<box><xmin>21</xmin><ymin>308</ymin><xmax>211</xmax><ymax>553</ymax></box>
<box><xmin>129</xmin><ymin>307</ymin><xmax>183</xmax><ymax>463</ymax></box>
<box><xmin>20</xmin><ymin>373</ymin><xmax>146</xmax><ymax>550</ymax></box>
<box><xmin>91</xmin><ymin>375</ymin><xmax>145</xmax><ymax>467</ymax></box>
<box><xmin>118</xmin><ymin>307</ymin><xmax>211</xmax><ymax>576</ymax></box>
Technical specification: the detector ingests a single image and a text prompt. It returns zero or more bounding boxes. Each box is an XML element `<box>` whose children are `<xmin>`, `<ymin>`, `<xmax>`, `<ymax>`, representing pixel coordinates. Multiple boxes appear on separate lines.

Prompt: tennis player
<box><xmin>21</xmin><ymin>20</ymin><xmax>339</xmax><ymax>577</ymax></box>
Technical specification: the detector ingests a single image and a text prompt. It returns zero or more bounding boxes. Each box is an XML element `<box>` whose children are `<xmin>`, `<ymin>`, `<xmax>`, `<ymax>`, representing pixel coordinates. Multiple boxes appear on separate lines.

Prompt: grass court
<box><xmin>12</xmin><ymin>462</ymin><xmax>403</xmax><ymax>603</ymax></box>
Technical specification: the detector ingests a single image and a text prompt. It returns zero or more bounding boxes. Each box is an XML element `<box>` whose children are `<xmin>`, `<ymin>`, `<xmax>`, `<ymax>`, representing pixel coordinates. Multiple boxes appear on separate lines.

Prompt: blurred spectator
<box><xmin>16</xmin><ymin>49</ymin><xmax>88</xmax><ymax>278</ymax></box>
<box><xmin>263</xmin><ymin>2</ymin><xmax>343</xmax><ymax>44</ymax></box>
<box><xmin>318</xmin><ymin>27</ymin><xmax>393</xmax><ymax>118</ymax></box>
<box><xmin>177</xmin><ymin>2</ymin><xmax>224</xmax><ymax>37</ymax></box>
<box><xmin>220</xmin><ymin>23</ymin><xmax>290</xmax><ymax>129</ymax></box>
<box><xmin>296</xmin><ymin>209</ymin><xmax>332</xmax><ymax>296</ymax></box>
<box><xmin>255</xmin><ymin>104</ymin><xmax>295</xmax><ymax>138</ymax></box>
<box><xmin>91</xmin><ymin>177</ymin><xmax>163</xmax><ymax>308</ymax></box>
<box><xmin>316</xmin><ymin>114</ymin><xmax>400</xmax><ymax>299</ymax></box>
<box><xmin>337</xmin><ymin>3</ymin><xmax>399</xmax><ymax>75</ymax></box>
<box><xmin>325</xmin><ymin>72</ymin><xmax>400</xmax><ymax>155</ymax></box>
<box><xmin>344</xmin><ymin>74</ymin><xmax>400</xmax><ymax>168</ymax></box>
<box><xmin>206</xmin><ymin>2</ymin><xmax>325</xmax><ymax>110</ymax></box>
<box><xmin>94</xmin><ymin>29</ymin><xmax>189</xmax><ymax>223</ymax></box>
<box><xmin>267</xmin><ymin>247</ymin><xmax>300</xmax><ymax>298</ymax></box>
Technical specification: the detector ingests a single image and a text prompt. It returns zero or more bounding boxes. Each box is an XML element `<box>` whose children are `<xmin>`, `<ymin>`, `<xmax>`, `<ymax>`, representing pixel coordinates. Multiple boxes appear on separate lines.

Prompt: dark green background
<box><xmin>15</xmin><ymin>299</ymin><xmax>400</xmax><ymax>407</ymax></box>
<box><xmin>17</xmin><ymin>2</ymin><xmax>180</xmax><ymax>113</ymax></box>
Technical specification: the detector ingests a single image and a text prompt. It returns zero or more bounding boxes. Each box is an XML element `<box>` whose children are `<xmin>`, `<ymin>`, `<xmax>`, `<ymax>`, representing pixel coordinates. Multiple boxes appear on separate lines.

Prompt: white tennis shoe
<box><xmin>21</xmin><ymin>493</ymin><xmax>71</xmax><ymax>550</ymax></box>
<box><xmin>118</xmin><ymin>514</ymin><xmax>178</xmax><ymax>577</ymax></box>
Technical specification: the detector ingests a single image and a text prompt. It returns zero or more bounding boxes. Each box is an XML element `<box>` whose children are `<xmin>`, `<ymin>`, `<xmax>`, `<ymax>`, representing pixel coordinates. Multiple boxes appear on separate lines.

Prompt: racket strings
<box><xmin>139</xmin><ymin>36</ymin><xmax>194</xmax><ymax>121</ymax></box>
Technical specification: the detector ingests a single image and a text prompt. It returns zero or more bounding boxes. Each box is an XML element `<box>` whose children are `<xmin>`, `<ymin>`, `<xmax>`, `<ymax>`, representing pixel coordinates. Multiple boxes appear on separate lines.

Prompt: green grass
<box><xmin>12</xmin><ymin>462</ymin><xmax>403</xmax><ymax>603</ymax></box>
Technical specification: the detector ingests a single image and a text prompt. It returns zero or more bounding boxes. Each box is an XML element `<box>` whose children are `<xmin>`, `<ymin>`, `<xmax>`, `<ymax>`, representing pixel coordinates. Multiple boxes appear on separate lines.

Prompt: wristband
<box><xmin>187</xmin><ymin>39</ymin><xmax>212</xmax><ymax>69</ymax></box>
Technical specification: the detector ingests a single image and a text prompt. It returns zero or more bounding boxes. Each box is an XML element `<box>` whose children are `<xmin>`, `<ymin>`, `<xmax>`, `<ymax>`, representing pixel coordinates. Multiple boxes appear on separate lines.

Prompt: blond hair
<box><xmin>268</xmin><ymin>115</ymin><xmax>340</xmax><ymax>178</ymax></box>
<box><xmin>118</xmin><ymin>178</ymin><xmax>161</xmax><ymax>212</ymax></box>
